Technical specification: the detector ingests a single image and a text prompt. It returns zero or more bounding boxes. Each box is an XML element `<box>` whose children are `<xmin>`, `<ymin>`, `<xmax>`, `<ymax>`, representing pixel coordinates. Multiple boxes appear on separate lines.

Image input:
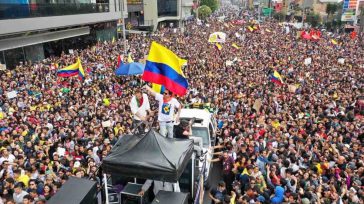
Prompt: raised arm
<box><xmin>143</xmin><ymin>85</ymin><xmax>157</xmax><ymax>97</ymax></box>
<box><xmin>138</xmin><ymin>179</ymin><xmax>153</xmax><ymax>196</ymax></box>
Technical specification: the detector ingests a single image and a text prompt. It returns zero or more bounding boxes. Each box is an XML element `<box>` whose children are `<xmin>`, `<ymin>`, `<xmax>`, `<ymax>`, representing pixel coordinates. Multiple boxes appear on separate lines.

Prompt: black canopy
<box><xmin>102</xmin><ymin>129</ymin><xmax>194</xmax><ymax>183</ymax></box>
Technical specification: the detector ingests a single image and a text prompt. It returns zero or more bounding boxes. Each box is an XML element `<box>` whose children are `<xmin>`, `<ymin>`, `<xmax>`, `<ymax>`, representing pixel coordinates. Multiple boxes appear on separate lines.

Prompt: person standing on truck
<box><xmin>175</xmin><ymin>119</ymin><xmax>205</xmax><ymax>157</ymax></box>
<box><xmin>129</xmin><ymin>89</ymin><xmax>152</xmax><ymax>133</ymax></box>
<box><xmin>144</xmin><ymin>85</ymin><xmax>181</xmax><ymax>138</ymax></box>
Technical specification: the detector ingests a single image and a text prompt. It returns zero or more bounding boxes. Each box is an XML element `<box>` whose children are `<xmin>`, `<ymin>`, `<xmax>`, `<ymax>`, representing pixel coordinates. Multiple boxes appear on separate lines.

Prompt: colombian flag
<box><xmin>142</xmin><ymin>42</ymin><xmax>188</xmax><ymax>96</ymax></box>
<box><xmin>215</xmin><ymin>43</ymin><xmax>222</xmax><ymax>51</ymax></box>
<box><xmin>152</xmin><ymin>83</ymin><xmax>166</xmax><ymax>94</ymax></box>
<box><xmin>232</xmin><ymin>43</ymin><xmax>239</xmax><ymax>49</ymax></box>
<box><xmin>128</xmin><ymin>53</ymin><xmax>134</xmax><ymax>63</ymax></box>
<box><xmin>270</xmin><ymin>71</ymin><xmax>283</xmax><ymax>85</ymax></box>
<box><xmin>57</xmin><ymin>58</ymin><xmax>85</xmax><ymax>80</ymax></box>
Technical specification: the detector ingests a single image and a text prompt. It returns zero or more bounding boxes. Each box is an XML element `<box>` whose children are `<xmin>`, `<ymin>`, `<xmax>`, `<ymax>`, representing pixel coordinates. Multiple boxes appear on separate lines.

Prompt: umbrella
<box><xmin>115</xmin><ymin>62</ymin><xmax>145</xmax><ymax>76</ymax></box>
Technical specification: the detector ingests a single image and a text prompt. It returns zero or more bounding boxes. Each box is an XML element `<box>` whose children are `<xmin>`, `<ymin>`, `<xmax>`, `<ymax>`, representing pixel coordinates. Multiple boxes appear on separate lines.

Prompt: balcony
<box><xmin>0</xmin><ymin>3</ymin><xmax>109</xmax><ymax>20</ymax></box>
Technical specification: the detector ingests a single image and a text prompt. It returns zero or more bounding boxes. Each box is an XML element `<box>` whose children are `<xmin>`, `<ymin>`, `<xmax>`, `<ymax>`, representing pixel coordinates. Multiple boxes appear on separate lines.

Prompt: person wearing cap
<box><xmin>129</xmin><ymin>89</ymin><xmax>151</xmax><ymax>133</ymax></box>
<box><xmin>144</xmin><ymin>85</ymin><xmax>181</xmax><ymax>138</ymax></box>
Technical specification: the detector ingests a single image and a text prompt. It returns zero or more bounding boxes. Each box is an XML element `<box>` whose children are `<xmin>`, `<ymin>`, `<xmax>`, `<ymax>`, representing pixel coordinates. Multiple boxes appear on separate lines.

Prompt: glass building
<box><xmin>0</xmin><ymin>0</ymin><xmax>121</xmax><ymax>68</ymax></box>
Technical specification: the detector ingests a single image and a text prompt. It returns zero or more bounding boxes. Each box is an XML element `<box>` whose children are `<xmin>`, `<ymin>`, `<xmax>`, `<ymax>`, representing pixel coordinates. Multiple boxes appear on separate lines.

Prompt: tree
<box><xmin>273</xmin><ymin>12</ymin><xmax>286</xmax><ymax>22</ymax></box>
<box><xmin>326</xmin><ymin>3</ymin><xmax>339</xmax><ymax>24</ymax></box>
<box><xmin>200</xmin><ymin>0</ymin><xmax>218</xmax><ymax>13</ymax></box>
<box><xmin>198</xmin><ymin>5</ymin><xmax>212</xmax><ymax>20</ymax></box>
<box><xmin>306</xmin><ymin>12</ymin><xmax>321</xmax><ymax>27</ymax></box>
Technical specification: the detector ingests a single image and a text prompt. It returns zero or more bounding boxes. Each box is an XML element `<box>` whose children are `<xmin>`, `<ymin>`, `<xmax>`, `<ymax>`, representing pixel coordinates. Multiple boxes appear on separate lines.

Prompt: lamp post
<box><xmin>121</xmin><ymin>0</ymin><xmax>127</xmax><ymax>55</ymax></box>
<box><xmin>195</xmin><ymin>0</ymin><xmax>200</xmax><ymax>20</ymax></box>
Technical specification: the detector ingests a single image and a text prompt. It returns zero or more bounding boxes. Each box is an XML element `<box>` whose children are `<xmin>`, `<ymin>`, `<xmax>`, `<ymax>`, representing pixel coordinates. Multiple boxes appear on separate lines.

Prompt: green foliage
<box><xmin>273</xmin><ymin>12</ymin><xmax>286</xmax><ymax>22</ymax></box>
<box><xmin>326</xmin><ymin>3</ymin><xmax>339</xmax><ymax>16</ymax></box>
<box><xmin>200</xmin><ymin>0</ymin><xmax>218</xmax><ymax>13</ymax></box>
<box><xmin>198</xmin><ymin>5</ymin><xmax>212</xmax><ymax>19</ymax></box>
<box><xmin>306</xmin><ymin>12</ymin><xmax>321</xmax><ymax>27</ymax></box>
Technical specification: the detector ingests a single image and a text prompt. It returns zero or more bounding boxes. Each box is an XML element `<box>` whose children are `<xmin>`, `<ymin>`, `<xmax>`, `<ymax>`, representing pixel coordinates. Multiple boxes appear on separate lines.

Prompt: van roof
<box><xmin>180</xmin><ymin>109</ymin><xmax>212</xmax><ymax>127</ymax></box>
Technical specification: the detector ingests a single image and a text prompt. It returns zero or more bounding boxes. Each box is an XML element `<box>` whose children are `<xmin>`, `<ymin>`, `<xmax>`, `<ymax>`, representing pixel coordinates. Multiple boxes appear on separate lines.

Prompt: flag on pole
<box><xmin>270</xmin><ymin>71</ymin><xmax>283</xmax><ymax>85</ymax></box>
<box><xmin>128</xmin><ymin>53</ymin><xmax>134</xmax><ymax>63</ymax></box>
<box><xmin>350</xmin><ymin>31</ymin><xmax>357</xmax><ymax>39</ymax></box>
<box><xmin>232</xmin><ymin>43</ymin><xmax>239</xmax><ymax>49</ymax></box>
<box><xmin>57</xmin><ymin>58</ymin><xmax>85</xmax><ymax>80</ymax></box>
<box><xmin>215</xmin><ymin>43</ymin><xmax>222</xmax><ymax>51</ymax></box>
<box><xmin>117</xmin><ymin>55</ymin><xmax>123</xmax><ymax>68</ymax></box>
<box><xmin>142</xmin><ymin>41</ymin><xmax>188</xmax><ymax>96</ymax></box>
<box><xmin>152</xmin><ymin>83</ymin><xmax>166</xmax><ymax>94</ymax></box>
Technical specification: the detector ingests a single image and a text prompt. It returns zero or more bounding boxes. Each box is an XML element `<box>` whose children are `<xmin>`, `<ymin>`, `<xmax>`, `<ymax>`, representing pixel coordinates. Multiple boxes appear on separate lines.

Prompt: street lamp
<box><xmin>195</xmin><ymin>0</ymin><xmax>200</xmax><ymax>20</ymax></box>
<box><xmin>121</xmin><ymin>0</ymin><xmax>127</xmax><ymax>55</ymax></box>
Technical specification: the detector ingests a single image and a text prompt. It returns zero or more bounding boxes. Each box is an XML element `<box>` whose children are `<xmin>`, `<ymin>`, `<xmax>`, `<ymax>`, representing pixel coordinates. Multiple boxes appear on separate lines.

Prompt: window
<box><xmin>191</xmin><ymin>127</ymin><xmax>209</xmax><ymax>147</ymax></box>
<box><xmin>157</xmin><ymin>0</ymin><xmax>177</xmax><ymax>16</ymax></box>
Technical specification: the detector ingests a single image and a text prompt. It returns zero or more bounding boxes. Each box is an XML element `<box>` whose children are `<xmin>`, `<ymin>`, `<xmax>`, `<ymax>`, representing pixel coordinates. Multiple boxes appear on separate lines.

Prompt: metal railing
<box><xmin>139</xmin><ymin>20</ymin><xmax>154</xmax><ymax>26</ymax></box>
<box><xmin>0</xmin><ymin>3</ymin><xmax>109</xmax><ymax>20</ymax></box>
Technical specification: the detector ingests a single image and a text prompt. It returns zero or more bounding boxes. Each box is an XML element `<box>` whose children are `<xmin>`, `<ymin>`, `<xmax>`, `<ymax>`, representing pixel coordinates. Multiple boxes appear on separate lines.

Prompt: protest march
<box><xmin>0</xmin><ymin>2</ymin><xmax>363</xmax><ymax>204</ymax></box>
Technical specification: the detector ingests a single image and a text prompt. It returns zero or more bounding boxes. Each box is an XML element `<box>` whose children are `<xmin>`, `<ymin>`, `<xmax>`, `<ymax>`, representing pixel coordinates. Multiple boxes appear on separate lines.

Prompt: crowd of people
<box><xmin>0</xmin><ymin>1</ymin><xmax>363</xmax><ymax>204</ymax></box>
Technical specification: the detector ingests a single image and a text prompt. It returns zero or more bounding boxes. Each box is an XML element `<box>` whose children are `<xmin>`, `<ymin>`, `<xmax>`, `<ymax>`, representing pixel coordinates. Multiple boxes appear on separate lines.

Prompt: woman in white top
<box><xmin>129</xmin><ymin>89</ymin><xmax>151</xmax><ymax>133</ymax></box>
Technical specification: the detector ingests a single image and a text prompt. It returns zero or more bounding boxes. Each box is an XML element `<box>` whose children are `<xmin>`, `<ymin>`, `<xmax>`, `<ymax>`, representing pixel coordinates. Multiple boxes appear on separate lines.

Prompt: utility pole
<box><xmin>121</xmin><ymin>0</ymin><xmax>127</xmax><ymax>55</ymax></box>
<box><xmin>360</xmin><ymin>7</ymin><xmax>364</xmax><ymax>46</ymax></box>
<box><xmin>302</xmin><ymin>0</ymin><xmax>306</xmax><ymax>27</ymax></box>
<box><xmin>360</xmin><ymin>7</ymin><xmax>364</xmax><ymax>34</ymax></box>
<box><xmin>196</xmin><ymin>0</ymin><xmax>200</xmax><ymax>20</ymax></box>
<box><xmin>179</xmin><ymin>0</ymin><xmax>183</xmax><ymax>30</ymax></box>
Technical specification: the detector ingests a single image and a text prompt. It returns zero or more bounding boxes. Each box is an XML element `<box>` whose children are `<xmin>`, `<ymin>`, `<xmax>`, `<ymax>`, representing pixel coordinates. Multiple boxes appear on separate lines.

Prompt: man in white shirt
<box><xmin>144</xmin><ymin>85</ymin><xmax>181</xmax><ymax>138</ymax></box>
<box><xmin>0</xmin><ymin>148</ymin><xmax>15</xmax><ymax>165</ymax></box>
<box><xmin>129</xmin><ymin>89</ymin><xmax>151</xmax><ymax>133</ymax></box>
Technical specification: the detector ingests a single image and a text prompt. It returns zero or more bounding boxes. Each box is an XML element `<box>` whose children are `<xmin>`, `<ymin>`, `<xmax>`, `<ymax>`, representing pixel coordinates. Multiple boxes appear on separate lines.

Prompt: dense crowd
<box><xmin>0</xmin><ymin>2</ymin><xmax>363</xmax><ymax>204</ymax></box>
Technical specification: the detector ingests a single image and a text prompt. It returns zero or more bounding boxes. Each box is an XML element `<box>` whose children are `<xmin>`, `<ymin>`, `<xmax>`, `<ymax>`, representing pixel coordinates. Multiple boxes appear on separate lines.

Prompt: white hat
<box><xmin>74</xmin><ymin>161</ymin><xmax>81</xmax><ymax>168</ymax></box>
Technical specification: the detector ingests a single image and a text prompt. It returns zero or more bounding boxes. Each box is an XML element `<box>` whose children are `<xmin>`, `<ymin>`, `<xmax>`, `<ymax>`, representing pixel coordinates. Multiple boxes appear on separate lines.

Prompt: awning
<box><xmin>0</xmin><ymin>27</ymin><xmax>90</xmax><ymax>51</ymax></box>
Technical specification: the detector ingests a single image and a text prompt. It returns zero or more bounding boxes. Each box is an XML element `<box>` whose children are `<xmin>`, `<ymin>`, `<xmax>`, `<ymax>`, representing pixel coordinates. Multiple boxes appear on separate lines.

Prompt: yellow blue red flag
<box><xmin>270</xmin><ymin>71</ymin><xmax>283</xmax><ymax>85</ymax></box>
<box><xmin>142</xmin><ymin>42</ymin><xmax>188</xmax><ymax>96</ymax></box>
<box><xmin>152</xmin><ymin>83</ymin><xmax>166</xmax><ymax>94</ymax></box>
<box><xmin>57</xmin><ymin>58</ymin><xmax>85</xmax><ymax>80</ymax></box>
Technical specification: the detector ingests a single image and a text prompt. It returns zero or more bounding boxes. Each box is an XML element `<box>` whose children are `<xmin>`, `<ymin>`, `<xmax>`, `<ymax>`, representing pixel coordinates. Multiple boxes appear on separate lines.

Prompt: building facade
<box><xmin>0</xmin><ymin>0</ymin><xmax>123</xmax><ymax>68</ymax></box>
<box><xmin>124</xmin><ymin>0</ymin><xmax>194</xmax><ymax>32</ymax></box>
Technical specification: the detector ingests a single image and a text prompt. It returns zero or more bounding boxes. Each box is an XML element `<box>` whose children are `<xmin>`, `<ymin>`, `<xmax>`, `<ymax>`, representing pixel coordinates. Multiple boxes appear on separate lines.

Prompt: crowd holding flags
<box><xmin>115</xmin><ymin>54</ymin><xmax>145</xmax><ymax>76</ymax></box>
<box><xmin>215</xmin><ymin>43</ymin><xmax>223</xmax><ymax>51</ymax></box>
<box><xmin>270</xmin><ymin>71</ymin><xmax>284</xmax><ymax>85</ymax></box>
<box><xmin>331</xmin><ymin>39</ymin><xmax>338</xmax><ymax>45</ymax></box>
<box><xmin>57</xmin><ymin>58</ymin><xmax>85</xmax><ymax>80</ymax></box>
